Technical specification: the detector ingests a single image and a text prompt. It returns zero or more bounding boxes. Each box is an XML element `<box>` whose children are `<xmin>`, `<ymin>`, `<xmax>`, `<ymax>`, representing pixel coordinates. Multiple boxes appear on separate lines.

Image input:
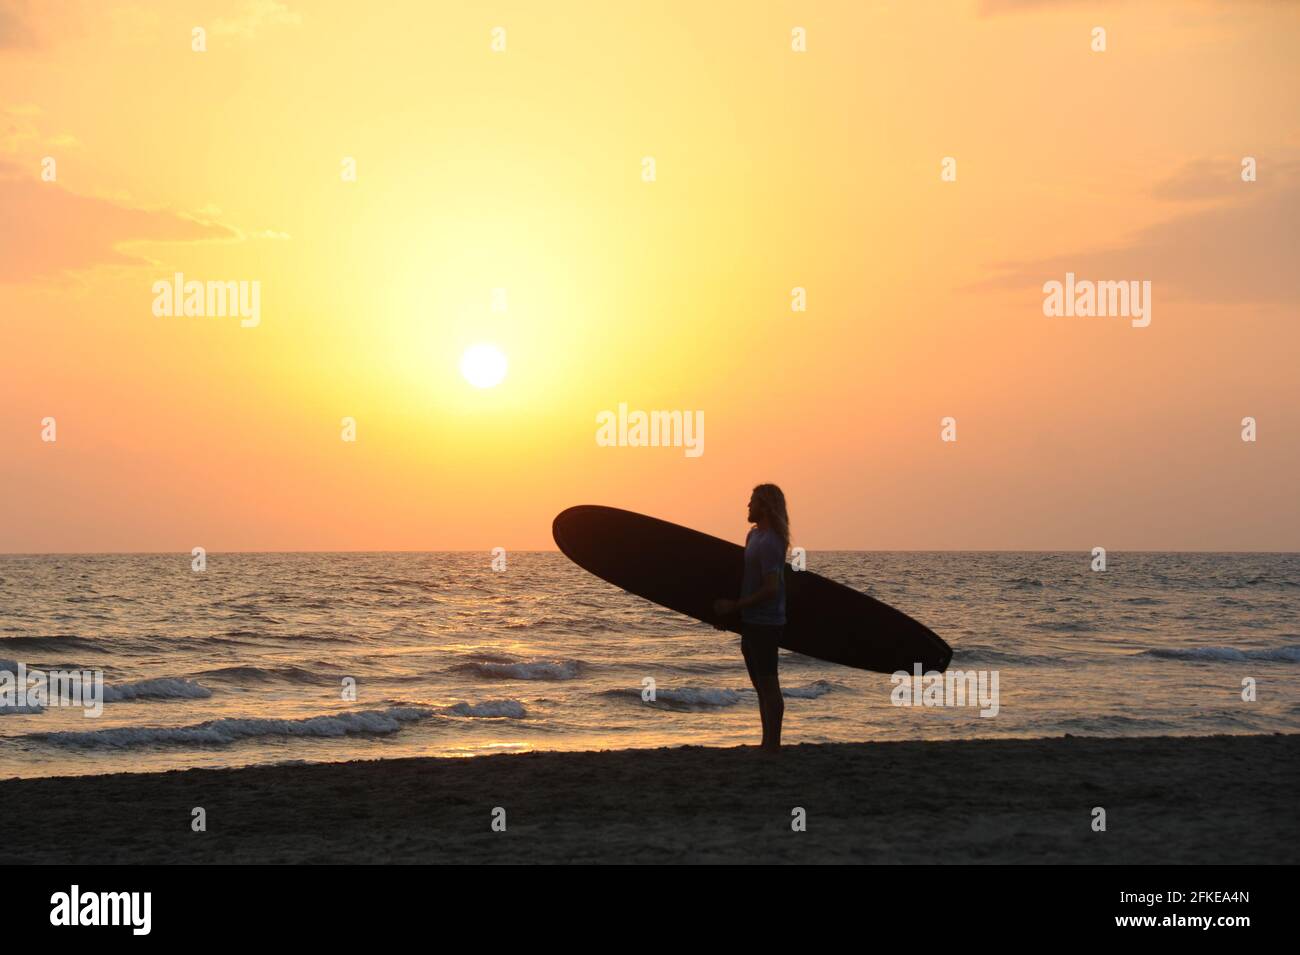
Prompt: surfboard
<box><xmin>553</xmin><ymin>505</ymin><xmax>952</xmax><ymax>674</ymax></box>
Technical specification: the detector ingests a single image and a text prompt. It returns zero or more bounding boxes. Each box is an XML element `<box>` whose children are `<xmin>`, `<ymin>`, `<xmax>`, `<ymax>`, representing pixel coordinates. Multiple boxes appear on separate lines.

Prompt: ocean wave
<box><xmin>1006</xmin><ymin>577</ymin><xmax>1044</xmax><ymax>589</ymax></box>
<box><xmin>102</xmin><ymin>677</ymin><xmax>213</xmax><ymax>702</ymax></box>
<box><xmin>2</xmin><ymin>659</ymin><xmax>57</xmax><ymax>712</ymax></box>
<box><xmin>356</xmin><ymin>575</ymin><xmax>429</xmax><ymax>590</ymax></box>
<box><xmin>441</xmin><ymin>699</ymin><xmax>527</xmax><ymax>719</ymax></box>
<box><xmin>1038</xmin><ymin>619</ymin><xmax>1096</xmax><ymax>633</ymax></box>
<box><xmin>1222</xmin><ymin>576</ymin><xmax>1299</xmax><ymax>589</ymax></box>
<box><xmin>197</xmin><ymin>664</ymin><xmax>342</xmax><ymax>685</ymax></box>
<box><xmin>0</xmin><ymin>703</ymin><xmax>44</xmax><ymax>715</ymax></box>
<box><xmin>33</xmin><ymin>706</ymin><xmax>431</xmax><ymax>749</ymax></box>
<box><xmin>1055</xmin><ymin>714</ymin><xmax>1177</xmax><ymax>733</ymax></box>
<box><xmin>454</xmin><ymin>658</ymin><xmax>583</xmax><ymax>681</ymax></box>
<box><xmin>1139</xmin><ymin>645</ymin><xmax>1300</xmax><ymax>663</ymax></box>
<box><xmin>0</xmin><ymin>635</ymin><xmax>103</xmax><ymax>653</ymax></box>
<box><xmin>502</xmin><ymin>617</ymin><xmax>575</xmax><ymax>630</ymax></box>
<box><xmin>461</xmin><ymin>652</ymin><xmax>515</xmax><ymax>663</ymax></box>
<box><xmin>1153</xmin><ymin>573</ymin><xmax>1300</xmax><ymax>591</ymax></box>
<box><xmin>1188</xmin><ymin>709</ymin><xmax>1258</xmax><ymax>727</ymax></box>
<box><xmin>604</xmin><ymin>680</ymin><xmax>835</xmax><ymax>710</ymax></box>
<box><xmin>645</xmin><ymin>686</ymin><xmax>746</xmax><ymax>708</ymax></box>
<box><xmin>4</xmin><ymin>662</ymin><xmax>214</xmax><ymax>706</ymax></box>
<box><xmin>952</xmin><ymin>646</ymin><xmax>1062</xmax><ymax>667</ymax></box>
<box><xmin>782</xmin><ymin>680</ymin><xmax>836</xmax><ymax>699</ymax></box>
<box><xmin>601</xmin><ymin>685</ymin><xmax>741</xmax><ymax>710</ymax></box>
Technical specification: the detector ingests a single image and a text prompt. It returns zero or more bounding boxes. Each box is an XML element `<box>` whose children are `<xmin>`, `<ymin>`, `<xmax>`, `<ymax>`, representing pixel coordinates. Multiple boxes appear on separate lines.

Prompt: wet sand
<box><xmin>7</xmin><ymin>734</ymin><xmax>1297</xmax><ymax>864</ymax></box>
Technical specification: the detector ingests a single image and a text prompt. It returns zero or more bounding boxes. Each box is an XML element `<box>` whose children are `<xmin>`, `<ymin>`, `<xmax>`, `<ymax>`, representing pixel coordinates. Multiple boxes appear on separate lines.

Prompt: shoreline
<box><xmin>7</xmin><ymin>734</ymin><xmax>1297</xmax><ymax>864</ymax></box>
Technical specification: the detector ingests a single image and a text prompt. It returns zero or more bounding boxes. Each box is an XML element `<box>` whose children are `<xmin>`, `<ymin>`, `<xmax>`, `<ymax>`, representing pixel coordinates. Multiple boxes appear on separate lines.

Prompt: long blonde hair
<box><xmin>752</xmin><ymin>483</ymin><xmax>791</xmax><ymax>552</ymax></box>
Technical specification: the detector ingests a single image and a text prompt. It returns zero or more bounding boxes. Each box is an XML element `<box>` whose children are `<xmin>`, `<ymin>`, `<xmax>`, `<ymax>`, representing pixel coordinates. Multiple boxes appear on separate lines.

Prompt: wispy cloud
<box><xmin>3</xmin><ymin>103</ymin><xmax>82</xmax><ymax>154</ymax></box>
<box><xmin>979</xmin><ymin>161</ymin><xmax>1300</xmax><ymax>306</ymax></box>
<box><xmin>0</xmin><ymin>0</ymin><xmax>38</xmax><ymax>50</ymax></box>
<box><xmin>0</xmin><ymin>168</ymin><xmax>238</xmax><ymax>282</ymax></box>
<box><xmin>1151</xmin><ymin>157</ymin><xmax>1298</xmax><ymax>203</ymax></box>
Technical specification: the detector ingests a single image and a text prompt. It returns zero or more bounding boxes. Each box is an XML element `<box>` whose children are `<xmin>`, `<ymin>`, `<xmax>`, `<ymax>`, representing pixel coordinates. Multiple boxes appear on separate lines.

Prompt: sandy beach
<box><xmin>7</xmin><ymin>733</ymin><xmax>1297</xmax><ymax>864</ymax></box>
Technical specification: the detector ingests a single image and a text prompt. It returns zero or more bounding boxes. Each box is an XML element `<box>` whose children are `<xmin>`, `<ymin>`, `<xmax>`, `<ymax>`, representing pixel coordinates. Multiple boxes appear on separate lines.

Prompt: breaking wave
<box><xmin>440</xmin><ymin>699</ymin><xmax>527</xmax><ymax>719</ymax></box>
<box><xmin>102</xmin><ymin>678</ymin><xmax>213</xmax><ymax>702</ymax></box>
<box><xmin>33</xmin><ymin>706</ymin><xmax>431</xmax><ymax>749</ymax></box>
<box><xmin>454</xmin><ymin>656</ymin><xmax>583</xmax><ymax>681</ymax></box>
<box><xmin>604</xmin><ymin>680</ymin><xmax>834</xmax><ymax>711</ymax></box>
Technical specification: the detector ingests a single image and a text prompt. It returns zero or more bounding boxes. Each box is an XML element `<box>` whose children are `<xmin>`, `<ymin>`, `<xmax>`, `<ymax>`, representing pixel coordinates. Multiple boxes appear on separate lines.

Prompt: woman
<box><xmin>714</xmin><ymin>484</ymin><xmax>790</xmax><ymax>752</ymax></box>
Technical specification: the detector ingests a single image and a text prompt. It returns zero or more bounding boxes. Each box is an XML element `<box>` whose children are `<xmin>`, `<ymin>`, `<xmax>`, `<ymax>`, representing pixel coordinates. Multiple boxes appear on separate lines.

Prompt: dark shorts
<box><xmin>741</xmin><ymin>623</ymin><xmax>784</xmax><ymax>680</ymax></box>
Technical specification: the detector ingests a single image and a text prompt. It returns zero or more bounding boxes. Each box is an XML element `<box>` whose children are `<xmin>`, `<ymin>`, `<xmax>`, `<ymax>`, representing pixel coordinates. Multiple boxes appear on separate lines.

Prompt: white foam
<box><xmin>36</xmin><ymin>706</ymin><xmax>431</xmax><ymax>749</ymax></box>
<box><xmin>469</xmin><ymin>659</ymin><xmax>581</xmax><ymax>681</ymax></box>
<box><xmin>782</xmin><ymin>680</ymin><xmax>835</xmax><ymax>699</ymax></box>
<box><xmin>442</xmin><ymin>699</ymin><xmax>527</xmax><ymax>719</ymax></box>
<box><xmin>654</xmin><ymin>686</ymin><xmax>746</xmax><ymax>707</ymax></box>
<box><xmin>614</xmin><ymin>680</ymin><xmax>836</xmax><ymax>709</ymax></box>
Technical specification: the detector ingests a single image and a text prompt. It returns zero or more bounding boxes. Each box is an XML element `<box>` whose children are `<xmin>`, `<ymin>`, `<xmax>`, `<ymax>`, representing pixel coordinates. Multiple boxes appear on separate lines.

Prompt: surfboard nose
<box><xmin>552</xmin><ymin>504</ymin><xmax>603</xmax><ymax>553</ymax></box>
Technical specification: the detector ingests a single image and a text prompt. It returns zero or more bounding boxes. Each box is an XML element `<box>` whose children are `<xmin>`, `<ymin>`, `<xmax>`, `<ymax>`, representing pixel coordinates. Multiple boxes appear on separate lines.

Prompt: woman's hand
<box><xmin>713</xmin><ymin>598</ymin><xmax>738</xmax><ymax>617</ymax></box>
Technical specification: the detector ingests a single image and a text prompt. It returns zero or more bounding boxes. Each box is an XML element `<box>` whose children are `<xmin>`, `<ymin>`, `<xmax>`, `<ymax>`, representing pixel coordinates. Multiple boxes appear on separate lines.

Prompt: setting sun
<box><xmin>460</xmin><ymin>343</ymin><xmax>508</xmax><ymax>389</ymax></box>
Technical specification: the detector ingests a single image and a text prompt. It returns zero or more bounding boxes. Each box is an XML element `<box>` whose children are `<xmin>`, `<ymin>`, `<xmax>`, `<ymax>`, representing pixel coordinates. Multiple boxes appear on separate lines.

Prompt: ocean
<box><xmin>2</xmin><ymin>552</ymin><xmax>1297</xmax><ymax>779</ymax></box>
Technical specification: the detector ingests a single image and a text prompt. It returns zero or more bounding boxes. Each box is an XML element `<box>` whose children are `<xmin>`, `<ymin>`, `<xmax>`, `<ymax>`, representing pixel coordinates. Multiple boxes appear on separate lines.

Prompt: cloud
<box><xmin>978</xmin><ymin>162</ymin><xmax>1300</xmax><ymax>306</ymax></box>
<box><xmin>1151</xmin><ymin>157</ymin><xmax>1296</xmax><ymax>203</ymax></box>
<box><xmin>0</xmin><ymin>0</ymin><xmax>37</xmax><ymax>50</ymax></box>
<box><xmin>212</xmin><ymin>0</ymin><xmax>301</xmax><ymax>38</ymax></box>
<box><xmin>3</xmin><ymin>104</ymin><xmax>84</xmax><ymax>155</ymax></box>
<box><xmin>0</xmin><ymin>169</ymin><xmax>238</xmax><ymax>282</ymax></box>
<box><xmin>1</xmin><ymin>102</ymin><xmax>52</xmax><ymax>154</ymax></box>
<box><xmin>0</xmin><ymin>113</ymin><xmax>38</xmax><ymax>153</ymax></box>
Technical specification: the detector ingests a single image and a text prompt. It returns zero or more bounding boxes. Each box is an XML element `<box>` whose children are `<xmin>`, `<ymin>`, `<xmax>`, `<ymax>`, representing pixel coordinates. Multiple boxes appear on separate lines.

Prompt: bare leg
<box><xmin>756</xmin><ymin>673</ymin><xmax>784</xmax><ymax>751</ymax></box>
<box><xmin>743</xmin><ymin>645</ymin><xmax>770</xmax><ymax>746</ymax></box>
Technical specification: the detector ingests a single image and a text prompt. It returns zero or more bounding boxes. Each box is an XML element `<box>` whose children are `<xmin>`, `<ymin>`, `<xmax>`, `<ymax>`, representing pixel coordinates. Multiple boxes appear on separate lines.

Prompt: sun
<box><xmin>460</xmin><ymin>343</ymin><xmax>508</xmax><ymax>389</ymax></box>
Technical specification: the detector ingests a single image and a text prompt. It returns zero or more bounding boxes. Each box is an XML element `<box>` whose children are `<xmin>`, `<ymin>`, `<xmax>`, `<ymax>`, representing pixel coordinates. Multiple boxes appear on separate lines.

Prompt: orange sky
<box><xmin>2</xmin><ymin>0</ymin><xmax>1297</xmax><ymax>552</ymax></box>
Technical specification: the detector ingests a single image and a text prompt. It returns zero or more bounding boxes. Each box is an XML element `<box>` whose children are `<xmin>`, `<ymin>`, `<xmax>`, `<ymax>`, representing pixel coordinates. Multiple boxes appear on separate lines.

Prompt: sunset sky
<box><xmin>2</xmin><ymin>0</ymin><xmax>1297</xmax><ymax>552</ymax></box>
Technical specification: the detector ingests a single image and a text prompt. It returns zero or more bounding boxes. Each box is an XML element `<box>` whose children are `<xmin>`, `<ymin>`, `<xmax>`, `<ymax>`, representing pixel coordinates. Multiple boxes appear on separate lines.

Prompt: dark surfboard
<box><xmin>552</xmin><ymin>505</ymin><xmax>952</xmax><ymax>674</ymax></box>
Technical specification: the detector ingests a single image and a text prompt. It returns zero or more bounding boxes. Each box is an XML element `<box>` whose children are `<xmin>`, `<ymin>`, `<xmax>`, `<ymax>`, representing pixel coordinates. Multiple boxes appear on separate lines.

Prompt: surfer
<box><xmin>713</xmin><ymin>484</ymin><xmax>790</xmax><ymax>752</ymax></box>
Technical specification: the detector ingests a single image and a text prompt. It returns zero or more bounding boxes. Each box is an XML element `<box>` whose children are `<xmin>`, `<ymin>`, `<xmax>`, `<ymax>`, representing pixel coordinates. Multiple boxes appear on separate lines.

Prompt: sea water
<box><xmin>1</xmin><ymin>551</ymin><xmax>1296</xmax><ymax>778</ymax></box>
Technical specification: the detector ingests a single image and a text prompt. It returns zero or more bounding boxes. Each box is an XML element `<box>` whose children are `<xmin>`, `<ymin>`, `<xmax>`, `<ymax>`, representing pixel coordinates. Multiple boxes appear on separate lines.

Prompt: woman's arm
<box><xmin>714</xmin><ymin>571</ymin><xmax>779</xmax><ymax>616</ymax></box>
